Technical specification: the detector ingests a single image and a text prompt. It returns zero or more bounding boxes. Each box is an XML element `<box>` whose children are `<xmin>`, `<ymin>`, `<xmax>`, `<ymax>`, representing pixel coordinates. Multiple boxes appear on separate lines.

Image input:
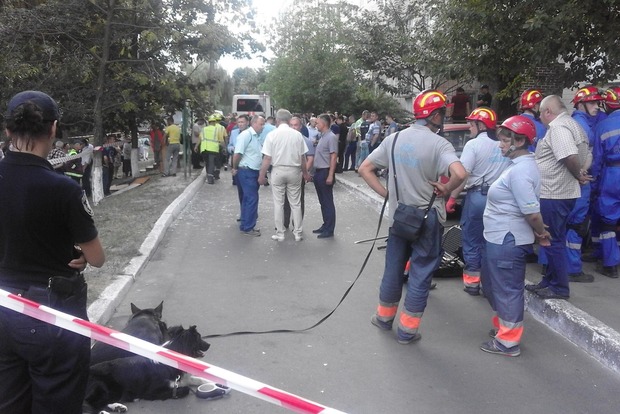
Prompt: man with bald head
<box><xmin>526</xmin><ymin>95</ymin><xmax>590</xmax><ymax>299</ymax></box>
<box><xmin>259</xmin><ymin>109</ymin><xmax>311</xmax><ymax>242</ymax></box>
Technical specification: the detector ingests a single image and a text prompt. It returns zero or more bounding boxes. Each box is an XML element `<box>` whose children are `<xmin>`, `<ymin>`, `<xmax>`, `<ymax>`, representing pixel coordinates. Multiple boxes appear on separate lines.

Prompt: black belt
<box><xmin>0</xmin><ymin>273</ymin><xmax>84</xmax><ymax>298</ymax></box>
<box><xmin>315</xmin><ymin>168</ymin><xmax>329</xmax><ymax>171</ymax></box>
<box><xmin>238</xmin><ymin>166</ymin><xmax>257</xmax><ymax>170</ymax></box>
<box><xmin>606</xmin><ymin>161</ymin><xmax>620</xmax><ymax>167</ymax></box>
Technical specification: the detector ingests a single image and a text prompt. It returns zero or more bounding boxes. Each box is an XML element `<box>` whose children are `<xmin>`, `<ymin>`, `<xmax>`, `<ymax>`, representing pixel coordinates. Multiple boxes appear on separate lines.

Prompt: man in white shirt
<box><xmin>259</xmin><ymin>109</ymin><xmax>311</xmax><ymax>242</ymax></box>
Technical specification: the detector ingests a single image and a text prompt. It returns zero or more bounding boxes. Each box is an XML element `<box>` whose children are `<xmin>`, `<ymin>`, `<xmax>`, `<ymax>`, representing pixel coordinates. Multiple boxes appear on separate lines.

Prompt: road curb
<box><xmin>337</xmin><ymin>174</ymin><xmax>387</xmax><ymax>216</ymax></box>
<box><xmin>524</xmin><ymin>283</ymin><xmax>620</xmax><ymax>375</ymax></box>
<box><xmin>339</xmin><ymin>173</ymin><xmax>620</xmax><ymax>375</ymax></box>
<box><xmin>87</xmin><ymin>170</ymin><xmax>205</xmax><ymax>324</ymax></box>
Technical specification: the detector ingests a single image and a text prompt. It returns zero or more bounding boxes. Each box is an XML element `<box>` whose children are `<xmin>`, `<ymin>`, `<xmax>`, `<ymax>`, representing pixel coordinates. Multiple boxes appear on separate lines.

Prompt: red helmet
<box><xmin>413</xmin><ymin>90</ymin><xmax>448</xmax><ymax>119</ymax></box>
<box><xmin>603</xmin><ymin>87</ymin><xmax>620</xmax><ymax>111</ymax></box>
<box><xmin>520</xmin><ymin>89</ymin><xmax>543</xmax><ymax>110</ymax></box>
<box><xmin>498</xmin><ymin>115</ymin><xmax>537</xmax><ymax>144</ymax></box>
<box><xmin>465</xmin><ymin>107</ymin><xmax>497</xmax><ymax>129</ymax></box>
<box><xmin>572</xmin><ymin>85</ymin><xmax>603</xmax><ymax>106</ymax></box>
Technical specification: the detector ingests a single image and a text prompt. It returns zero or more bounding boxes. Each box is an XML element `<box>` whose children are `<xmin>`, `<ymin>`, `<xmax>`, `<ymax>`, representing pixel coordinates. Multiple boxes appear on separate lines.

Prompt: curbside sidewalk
<box><xmin>337</xmin><ymin>172</ymin><xmax>620</xmax><ymax>376</ymax></box>
<box><xmin>87</xmin><ymin>170</ymin><xmax>205</xmax><ymax>325</ymax></box>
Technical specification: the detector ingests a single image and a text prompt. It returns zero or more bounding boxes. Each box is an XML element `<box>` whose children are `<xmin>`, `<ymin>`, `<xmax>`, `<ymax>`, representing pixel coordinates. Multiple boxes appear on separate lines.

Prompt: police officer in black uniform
<box><xmin>0</xmin><ymin>91</ymin><xmax>105</xmax><ymax>414</ymax></box>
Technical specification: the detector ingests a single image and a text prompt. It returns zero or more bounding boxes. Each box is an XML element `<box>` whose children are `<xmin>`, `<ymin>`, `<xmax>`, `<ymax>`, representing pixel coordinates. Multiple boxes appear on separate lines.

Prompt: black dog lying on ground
<box><xmin>83</xmin><ymin>325</ymin><xmax>211</xmax><ymax>414</ymax></box>
<box><xmin>90</xmin><ymin>301</ymin><xmax>168</xmax><ymax>366</ymax></box>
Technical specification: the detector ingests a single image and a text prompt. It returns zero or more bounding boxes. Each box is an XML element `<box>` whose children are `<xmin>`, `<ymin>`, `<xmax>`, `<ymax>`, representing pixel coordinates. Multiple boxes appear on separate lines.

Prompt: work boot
<box><xmin>568</xmin><ymin>272</ymin><xmax>595</xmax><ymax>283</ymax></box>
<box><xmin>597</xmin><ymin>264</ymin><xmax>619</xmax><ymax>278</ymax></box>
<box><xmin>464</xmin><ymin>286</ymin><xmax>480</xmax><ymax>296</ymax></box>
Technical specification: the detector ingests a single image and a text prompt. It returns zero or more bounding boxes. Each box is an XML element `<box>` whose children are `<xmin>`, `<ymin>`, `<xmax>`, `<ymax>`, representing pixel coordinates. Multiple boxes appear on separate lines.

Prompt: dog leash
<box><xmin>202</xmin><ymin>196</ymin><xmax>388</xmax><ymax>339</ymax></box>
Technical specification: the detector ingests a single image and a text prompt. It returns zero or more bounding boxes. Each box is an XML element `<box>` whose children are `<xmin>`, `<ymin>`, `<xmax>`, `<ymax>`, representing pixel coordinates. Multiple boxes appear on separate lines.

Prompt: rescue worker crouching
<box><xmin>446</xmin><ymin>107</ymin><xmax>510</xmax><ymax>296</ymax></box>
<box><xmin>196</xmin><ymin>114</ymin><xmax>225</xmax><ymax>184</ymax></box>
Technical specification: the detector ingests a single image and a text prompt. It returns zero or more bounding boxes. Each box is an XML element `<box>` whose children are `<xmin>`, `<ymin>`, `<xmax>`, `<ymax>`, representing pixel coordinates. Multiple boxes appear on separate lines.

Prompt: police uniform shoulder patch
<box><xmin>82</xmin><ymin>192</ymin><xmax>94</xmax><ymax>217</ymax></box>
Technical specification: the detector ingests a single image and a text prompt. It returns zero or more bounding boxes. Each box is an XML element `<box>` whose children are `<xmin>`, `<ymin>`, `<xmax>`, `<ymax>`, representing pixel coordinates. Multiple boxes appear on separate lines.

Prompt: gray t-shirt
<box><xmin>314</xmin><ymin>131</ymin><xmax>338</xmax><ymax>169</ymax></box>
<box><xmin>460</xmin><ymin>132</ymin><xmax>510</xmax><ymax>189</ymax></box>
<box><xmin>367</xmin><ymin>124</ymin><xmax>460</xmax><ymax>223</ymax></box>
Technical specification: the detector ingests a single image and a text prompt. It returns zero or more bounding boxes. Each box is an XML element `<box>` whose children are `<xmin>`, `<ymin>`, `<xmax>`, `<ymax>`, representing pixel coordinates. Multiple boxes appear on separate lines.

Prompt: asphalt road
<box><xmin>103</xmin><ymin>172</ymin><xmax>620</xmax><ymax>414</ymax></box>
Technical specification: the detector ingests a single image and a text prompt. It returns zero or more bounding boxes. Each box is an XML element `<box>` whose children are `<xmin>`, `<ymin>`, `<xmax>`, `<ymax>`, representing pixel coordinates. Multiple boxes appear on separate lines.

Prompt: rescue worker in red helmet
<box><xmin>446</xmin><ymin>108</ymin><xmax>510</xmax><ymax>296</ymax></box>
<box><xmin>589</xmin><ymin>86</ymin><xmax>620</xmax><ymax>278</ymax></box>
<box><xmin>519</xmin><ymin>89</ymin><xmax>547</xmax><ymax>151</ymax></box>
<box><xmin>480</xmin><ymin>115</ymin><xmax>551</xmax><ymax>356</ymax></box>
<box><xmin>562</xmin><ymin>86</ymin><xmax>603</xmax><ymax>282</ymax></box>
<box><xmin>359</xmin><ymin>90</ymin><xmax>466</xmax><ymax>344</ymax></box>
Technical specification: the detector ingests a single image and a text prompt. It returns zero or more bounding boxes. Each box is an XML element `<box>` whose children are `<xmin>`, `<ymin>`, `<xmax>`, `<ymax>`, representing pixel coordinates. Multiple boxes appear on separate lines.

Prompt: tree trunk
<box><xmin>92</xmin><ymin>0</ymin><xmax>115</xmax><ymax>205</ymax></box>
<box><xmin>129</xmin><ymin>112</ymin><xmax>140</xmax><ymax>177</ymax></box>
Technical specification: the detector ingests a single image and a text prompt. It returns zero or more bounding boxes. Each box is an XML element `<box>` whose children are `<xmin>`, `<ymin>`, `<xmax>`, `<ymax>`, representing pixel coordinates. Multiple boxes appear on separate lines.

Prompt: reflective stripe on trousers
<box><xmin>481</xmin><ymin>232</ymin><xmax>528</xmax><ymax>349</ymax></box>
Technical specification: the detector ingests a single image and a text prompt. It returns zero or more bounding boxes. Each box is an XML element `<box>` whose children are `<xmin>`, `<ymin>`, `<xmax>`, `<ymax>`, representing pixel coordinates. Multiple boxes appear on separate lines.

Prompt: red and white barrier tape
<box><xmin>0</xmin><ymin>289</ymin><xmax>346</xmax><ymax>414</ymax></box>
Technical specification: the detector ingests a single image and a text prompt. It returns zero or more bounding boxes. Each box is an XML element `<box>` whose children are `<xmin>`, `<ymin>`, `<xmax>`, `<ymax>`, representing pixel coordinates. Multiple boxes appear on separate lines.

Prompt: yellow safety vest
<box><xmin>200</xmin><ymin>125</ymin><xmax>220</xmax><ymax>153</ymax></box>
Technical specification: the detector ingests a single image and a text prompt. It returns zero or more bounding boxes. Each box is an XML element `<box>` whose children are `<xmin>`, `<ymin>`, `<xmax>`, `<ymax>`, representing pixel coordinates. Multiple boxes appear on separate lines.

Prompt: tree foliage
<box><xmin>435</xmin><ymin>0</ymin><xmax>620</xmax><ymax>93</ymax></box>
<box><xmin>0</xmin><ymin>0</ymin><xmax>261</xmax><ymax>138</ymax></box>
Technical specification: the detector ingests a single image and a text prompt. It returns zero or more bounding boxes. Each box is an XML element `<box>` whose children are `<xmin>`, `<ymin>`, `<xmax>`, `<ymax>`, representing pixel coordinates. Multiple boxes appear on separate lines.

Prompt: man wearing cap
<box><xmin>359</xmin><ymin>90</ymin><xmax>466</xmax><ymax>344</ymax></box>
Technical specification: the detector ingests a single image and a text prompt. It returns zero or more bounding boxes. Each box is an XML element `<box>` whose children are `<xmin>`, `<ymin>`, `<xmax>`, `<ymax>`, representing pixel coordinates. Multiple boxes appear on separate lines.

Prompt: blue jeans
<box><xmin>539</xmin><ymin>198</ymin><xmax>576</xmax><ymax>296</ymax></box>
<box><xmin>313</xmin><ymin>168</ymin><xmax>336</xmax><ymax>234</ymax></box>
<box><xmin>481</xmin><ymin>233</ymin><xmax>528</xmax><ymax>349</ymax></box>
<box><xmin>379</xmin><ymin>209</ymin><xmax>443</xmax><ymax>315</ymax></box>
<box><xmin>356</xmin><ymin>141</ymin><xmax>369</xmax><ymax>169</ymax></box>
<box><xmin>237</xmin><ymin>168</ymin><xmax>260</xmax><ymax>231</ymax></box>
<box><xmin>344</xmin><ymin>141</ymin><xmax>357</xmax><ymax>170</ymax></box>
<box><xmin>460</xmin><ymin>189</ymin><xmax>486</xmax><ymax>286</ymax></box>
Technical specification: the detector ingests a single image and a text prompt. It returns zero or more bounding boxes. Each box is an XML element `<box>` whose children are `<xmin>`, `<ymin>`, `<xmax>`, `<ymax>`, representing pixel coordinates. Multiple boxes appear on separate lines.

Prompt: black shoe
<box><xmin>464</xmin><ymin>286</ymin><xmax>480</xmax><ymax>296</ymax></box>
<box><xmin>525</xmin><ymin>281</ymin><xmax>547</xmax><ymax>292</ymax></box>
<box><xmin>312</xmin><ymin>227</ymin><xmax>325</xmax><ymax>234</ymax></box>
<box><xmin>535</xmin><ymin>287</ymin><xmax>569</xmax><ymax>300</ymax></box>
<box><xmin>597</xmin><ymin>264</ymin><xmax>619</xmax><ymax>278</ymax></box>
<box><xmin>540</xmin><ymin>264</ymin><xmax>547</xmax><ymax>275</ymax></box>
<box><xmin>370</xmin><ymin>315</ymin><xmax>393</xmax><ymax>331</ymax></box>
<box><xmin>480</xmin><ymin>340</ymin><xmax>520</xmax><ymax>357</ymax></box>
<box><xmin>317</xmin><ymin>232</ymin><xmax>334</xmax><ymax>239</ymax></box>
<box><xmin>569</xmin><ymin>272</ymin><xmax>594</xmax><ymax>283</ymax></box>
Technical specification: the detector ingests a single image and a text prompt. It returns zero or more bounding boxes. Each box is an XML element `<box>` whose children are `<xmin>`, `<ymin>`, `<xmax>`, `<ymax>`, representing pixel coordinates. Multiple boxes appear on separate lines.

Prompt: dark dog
<box><xmin>83</xmin><ymin>325</ymin><xmax>211</xmax><ymax>414</ymax></box>
<box><xmin>90</xmin><ymin>302</ymin><xmax>168</xmax><ymax>366</ymax></box>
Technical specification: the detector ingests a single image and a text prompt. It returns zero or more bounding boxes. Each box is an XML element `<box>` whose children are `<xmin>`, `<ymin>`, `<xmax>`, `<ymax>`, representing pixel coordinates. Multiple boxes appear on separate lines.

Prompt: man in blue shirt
<box><xmin>232</xmin><ymin>116</ymin><xmax>265</xmax><ymax>236</ymax></box>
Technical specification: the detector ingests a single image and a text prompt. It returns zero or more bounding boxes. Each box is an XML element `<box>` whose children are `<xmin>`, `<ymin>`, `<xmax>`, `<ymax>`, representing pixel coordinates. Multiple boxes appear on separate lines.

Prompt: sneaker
<box><xmin>271</xmin><ymin>234</ymin><xmax>285</xmax><ymax>242</ymax></box>
<box><xmin>241</xmin><ymin>229</ymin><xmax>261</xmax><ymax>237</ymax></box>
<box><xmin>317</xmin><ymin>232</ymin><xmax>334</xmax><ymax>239</ymax></box>
<box><xmin>370</xmin><ymin>315</ymin><xmax>393</xmax><ymax>331</ymax></box>
<box><xmin>312</xmin><ymin>227</ymin><xmax>325</xmax><ymax>234</ymax></box>
<box><xmin>397</xmin><ymin>331</ymin><xmax>422</xmax><ymax>345</ymax></box>
<box><xmin>535</xmin><ymin>287</ymin><xmax>569</xmax><ymax>300</ymax></box>
<box><xmin>597</xmin><ymin>264</ymin><xmax>619</xmax><ymax>278</ymax></box>
<box><xmin>489</xmin><ymin>329</ymin><xmax>498</xmax><ymax>338</ymax></box>
<box><xmin>569</xmin><ymin>272</ymin><xmax>594</xmax><ymax>283</ymax></box>
<box><xmin>525</xmin><ymin>281</ymin><xmax>547</xmax><ymax>292</ymax></box>
<box><xmin>294</xmin><ymin>235</ymin><xmax>303</xmax><ymax>242</ymax></box>
<box><xmin>464</xmin><ymin>286</ymin><xmax>480</xmax><ymax>296</ymax></box>
<box><xmin>480</xmin><ymin>340</ymin><xmax>520</xmax><ymax>357</ymax></box>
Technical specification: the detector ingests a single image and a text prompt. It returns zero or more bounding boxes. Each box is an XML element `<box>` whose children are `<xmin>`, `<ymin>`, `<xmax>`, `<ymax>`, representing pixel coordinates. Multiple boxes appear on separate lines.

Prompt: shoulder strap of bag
<box><xmin>390</xmin><ymin>131</ymin><xmax>437</xmax><ymax>212</ymax></box>
<box><xmin>390</xmin><ymin>132</ymin><xmax>401</xmax><ymax>202</ymax></box>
